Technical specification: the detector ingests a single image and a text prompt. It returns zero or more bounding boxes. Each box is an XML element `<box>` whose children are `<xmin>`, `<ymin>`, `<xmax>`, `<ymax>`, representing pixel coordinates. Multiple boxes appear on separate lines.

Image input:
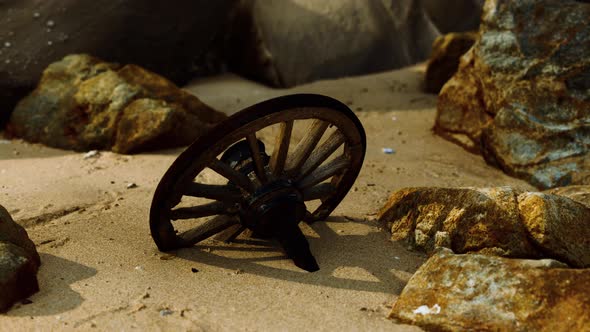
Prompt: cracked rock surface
<box><xmin>378</xmin><ymin>186</ymin><xmax>590</xmax><ymax>267</ymax></box>
<box><xmin>389</xmin><ymin>248</ymin><xmax>590</xmax><ymax>331</ymax></box>
<box><xmin>435</xmin><ymin>0</ymin><xmax>590</xmax><ymax>189</ymax></box>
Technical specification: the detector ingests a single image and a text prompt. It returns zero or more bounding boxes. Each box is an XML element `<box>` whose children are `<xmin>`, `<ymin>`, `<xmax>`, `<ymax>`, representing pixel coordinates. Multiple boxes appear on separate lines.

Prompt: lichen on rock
<box><xmin>435</xmin><ymin>0</ymin><xmax>590</xmax><ymax>189</ymax></box>
<box><xmin>389</xmin><ymin>248</ymin><xmax>590</xmax><ymax>331</ymax></box>
<box><xmin>7</xmin><ymin>54</ymin><xmax>227</xmax><ymax>154</ymax></box>
<box><xmin>378</xmin><ymin>186</ymin><xmax>590</xmax><ymax>267</ymax></box>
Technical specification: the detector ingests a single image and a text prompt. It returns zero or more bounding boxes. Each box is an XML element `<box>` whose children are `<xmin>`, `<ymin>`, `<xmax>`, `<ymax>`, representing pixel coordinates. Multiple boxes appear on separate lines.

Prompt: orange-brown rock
<box><xmin>389</xmin><ymin>249</ymin><xmax>590</xmax><ymax>331</ymax></box>
<box><xmin>434</xmin><ymin>0</ymin><xmax>590</xmax><ymax>189</ymax></box>
<box><xmin>378</xmin><ymin>187</ymin><xmax>590</xmax><ymax>267</ymax></box>
<box><xmin>8</xmin><ymin>54</ymin><xmax>226</xmax><ymax>153</ymax></box>
<box><xmin>518</xmin><ymin>192</ymin><xmax>590</xmax><ymax>268</ymax></box>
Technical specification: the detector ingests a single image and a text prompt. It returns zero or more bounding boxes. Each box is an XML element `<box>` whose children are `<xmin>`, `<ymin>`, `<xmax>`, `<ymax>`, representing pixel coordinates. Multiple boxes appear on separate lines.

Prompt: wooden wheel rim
<box><xmin>149</xmin><ymin>94</ymin><xmax>366</xmax><ymax>251</ymax></box>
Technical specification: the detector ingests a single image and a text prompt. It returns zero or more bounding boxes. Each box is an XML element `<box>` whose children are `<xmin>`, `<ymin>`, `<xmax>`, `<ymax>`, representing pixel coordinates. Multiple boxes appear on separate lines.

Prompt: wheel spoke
<box><xmin>297</xmin><ymin>155</ymin><xmax>349</xmax><ymax>189</ymax></box>
<box><xmin>178</xmin><ymin>215</ymin><xmax>239</xmax><ymax>246</ymax></box>
<box><xmin>286</xmin><ymin>120</ymin><xmax>329</xmax><ymax>174</ymax></box>
<box><xmin>184</xmin><ymin>183</ymin><xmax>243</xmax><ymax>203</ymax></box>
<box><xmin>169</xmin><ymin>201</ymin><xmax>228</xmax><ymax>220</ymax></box>
<box><xmin>299</xmin><ymin>130</ymin><xmax>345</xmax><ymax>179</ymax></box>
<box><xmin>302</xmin><ymin>183</ymin><xmax>337</xmax><ymax>201</ymax></box>
<box><xmin>269</xmin><ymin>120</ymin><xmax>294</xmax><ymax>176</ymax></box>
<box><xmin>209</xmin><ymin>159</ymin><xmax>255</xmax><ymax>193</ymax></box>
<box><xmin>213</xmin><ymin>224</ymin><xmax>247</xmax><ymax>243</ymax></box>
<box><xmin>246</xmin><ymin>133</ymin><xmax>268</xmax><ymax>184</ymax></box>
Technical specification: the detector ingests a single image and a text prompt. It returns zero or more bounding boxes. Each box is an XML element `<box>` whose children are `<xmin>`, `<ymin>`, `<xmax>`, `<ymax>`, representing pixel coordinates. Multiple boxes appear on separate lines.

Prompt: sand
<box><xmin>0</xmin><ymin>64</ymin><xmax>533</xmax><ymax>331</ymax></box>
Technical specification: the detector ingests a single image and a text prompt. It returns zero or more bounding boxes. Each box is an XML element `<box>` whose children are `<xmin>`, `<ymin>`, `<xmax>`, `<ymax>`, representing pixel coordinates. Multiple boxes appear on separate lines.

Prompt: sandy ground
<box><xmin>0</xmin><ymin>64</ymin><xmax>533</xmax><ymax>331</ymax></box>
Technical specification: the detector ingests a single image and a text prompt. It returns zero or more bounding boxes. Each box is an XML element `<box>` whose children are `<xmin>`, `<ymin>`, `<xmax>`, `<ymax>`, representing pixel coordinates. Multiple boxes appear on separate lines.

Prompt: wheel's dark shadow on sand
<box><xmin>175</xmin><ymin>216</ymin><xmax>426</xmax><ymax>294</ymax></box>
<box><xmin>6</xmin><ymin>254</ymin><xmax>97</xmax><ymax>317</ymax></box>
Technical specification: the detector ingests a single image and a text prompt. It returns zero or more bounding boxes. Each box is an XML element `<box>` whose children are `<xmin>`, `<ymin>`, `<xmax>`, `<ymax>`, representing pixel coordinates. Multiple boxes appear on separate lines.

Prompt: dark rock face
<box><xmin>424</xmin><ymin>31</ymin><xmax>477</xmax><ymax>94</ymax></box>
<box><xmin>389</xmin><ymin>249</ymin><xmax>590</xmax><ymax>332</ymax></box>
<box><xmin>422</xmin><ymin>0</ymin><xmax>483</xmax><ymax>34</ymax></box>
<box><xmin>0</xmin><ymin>0</ymin><xmax>233</xmax><ymax>125</ymax></box>
<box><xmin>224</xmin><ymin>0</ymin><xmax>479</xmax><ymax>87</ymax></box>
<box><xmin>435</xmin><ymin>0</ymin><xmax>590</xmax><ymax>189</ymax></box>
<box><xmin>378</xmin><ymin>187</ymin><xmax>590</xmax><ymax>268</ymax></box>
<box><xmin>7</xmin><ymin>54</ymin><xmax>227</xmax><ymax>154</ymax></box>
<box><xmin>0</xmin><ymin>204</ymin><xmax>40</xmax><ymax>312</ymax></box>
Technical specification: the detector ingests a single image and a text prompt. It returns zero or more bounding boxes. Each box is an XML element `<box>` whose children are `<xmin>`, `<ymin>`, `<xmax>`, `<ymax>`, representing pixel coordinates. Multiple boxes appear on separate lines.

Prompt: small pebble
<box><xmin>191</xmin><ymin>268</ymin><xmax>199</xmax><ymax>273</ymax></box>
<box><xmin>83</xmin><ymin>150</ymin><xmax>99</xmax><ymax>159</ymax></box>
<box><xmin>382</xmin><ymin>148</ymin><xmax>395</xmax><ymax>154</ymax></box>
<box><xmin>159</xmin><ymin>309</ymin><xmax>173</xmax><ymax>317</ymax></box>
<box><xmin>47</xmin><ymin>40</ymin><xmax>53</xmax><ymax>46</ymax></box>
<box><xmin>33</xmin><ymin>12</ymin><xmax>40</xmax><ymax>18</ymax></box>
<box><xmin>134</xmin><ymin>265</ymin><xmax>144</xmax><ymax>271</ymax></box>
<box><xmin>126</xmin><ymin>183</ymin><xmax>138</xmax><ymax>189</ymax></box>
<box><xmin>4</xmin><ymin>42</ymin><xmax>11</xmax><ymax>48</ymax></box>
<box><xmin>46</xmin><ymin>20</ymin><xmax>55</xmax><ymax>27</ymax></box>
<box><xmin>391</xmin><ymin>116</ymin><xmax>397</xmax><ymax>121</ymax></box>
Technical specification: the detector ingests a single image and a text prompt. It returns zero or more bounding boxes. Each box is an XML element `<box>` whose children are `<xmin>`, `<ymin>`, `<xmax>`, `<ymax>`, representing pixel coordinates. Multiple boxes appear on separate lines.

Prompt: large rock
<box><xmin>378</xmin><ymin>187</ymin><xmax>590</xmax><ymax>267</ymax></box>
<box><xmin>0</xmin><ymin>0</ymin><xmax>233</xmax><ymax>126</ymax></box>
<box><xmin>224</xmin><ymin>0</ymin><xmax>443</xmax><ymax>87</ymax></box>
<box><xmin>389</xmin><ymin>249</ymin><xmax>590</xmax><ymax>331</ymax></box>
<box><xmin>7</xmin><ymin>54</ymin><xmax>227</xmax><ymax>153</ymax></box>
<box><xmin>435</xmin><ymin>0</ymin><xmax>590</xmax><ymax>189</ymax></box>
<box><xmin>545</xmin><ymin>185</ymin><xmax>590</xmax><ymax>208</ymax></box>
<box><xmin>424</xmin><ymin>31</ymin><xmax>477</xmax><ymax>94</ymax></box>
<box><xmin>518</xmin><ymin>192</ymin><xmax>590</xmax><ymax>268</ymax></box>
<box><xmin>0</xmin><ymin>204</ymin><xmax>40</xmax><ymax>312</ymax></box>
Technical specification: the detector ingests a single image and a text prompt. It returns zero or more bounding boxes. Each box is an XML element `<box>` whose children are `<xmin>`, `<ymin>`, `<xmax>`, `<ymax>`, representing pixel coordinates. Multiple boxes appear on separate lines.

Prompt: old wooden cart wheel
<box><xmin>150</xmin><ymin>94</ymin><xmax>366</xmax><ymax>271</ymax></box>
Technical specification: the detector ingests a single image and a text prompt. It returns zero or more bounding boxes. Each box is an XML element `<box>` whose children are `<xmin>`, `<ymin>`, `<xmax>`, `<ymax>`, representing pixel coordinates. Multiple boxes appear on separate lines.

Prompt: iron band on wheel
<box><xmin>149</xmin><ymin>94</ymin><xmax>366</xmax><ymax>272</ymax></box>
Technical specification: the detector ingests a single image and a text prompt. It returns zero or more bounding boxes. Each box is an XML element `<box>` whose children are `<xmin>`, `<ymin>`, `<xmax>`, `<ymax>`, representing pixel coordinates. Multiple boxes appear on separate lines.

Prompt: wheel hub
<box><xmin>223</xmin><ymin>140</ymin><xmax>318</xmax><ymax>271</ymax></box>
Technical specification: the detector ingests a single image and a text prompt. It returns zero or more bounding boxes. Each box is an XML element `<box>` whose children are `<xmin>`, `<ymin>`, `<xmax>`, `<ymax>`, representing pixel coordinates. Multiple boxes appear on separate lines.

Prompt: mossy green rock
<box><xmin>8</xmin><ymin>54</ymin><xmax>226</xmax><ymax>153</ymax></box>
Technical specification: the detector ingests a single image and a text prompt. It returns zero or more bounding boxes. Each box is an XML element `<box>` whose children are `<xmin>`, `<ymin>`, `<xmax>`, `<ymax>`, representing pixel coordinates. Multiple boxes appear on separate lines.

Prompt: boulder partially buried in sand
<box><xmin>7</xmin><ymin>54</ymin><xmax>227</xmax><ymax>154</ymax></box>
<box><xmin>224</xmin><ymin>0</ymin><xmax>442</xmax><ymax>87</ymax></box>
<box><xmin>389</xmin><ymin>248</ymin><xmax>590</xmax><ymax>331</ymax></box>
<box><xmin>0</xmin><ymin>0</ymin><xmax>233</xmax><ymax>126</ymax></box>
<box><xmin>434</xmin><ymin>0</ymin><xmax>590</xmax><ymax>189</ymax></box>
<box><xmin>378</xmin><ymin>187</ymin><xmax>590</xmax><ymax>267</ymax></box>
<box><xmin>0</xmin><ymin>204</ymin><xmax>41</xmax><ymax>312</ymax></box>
